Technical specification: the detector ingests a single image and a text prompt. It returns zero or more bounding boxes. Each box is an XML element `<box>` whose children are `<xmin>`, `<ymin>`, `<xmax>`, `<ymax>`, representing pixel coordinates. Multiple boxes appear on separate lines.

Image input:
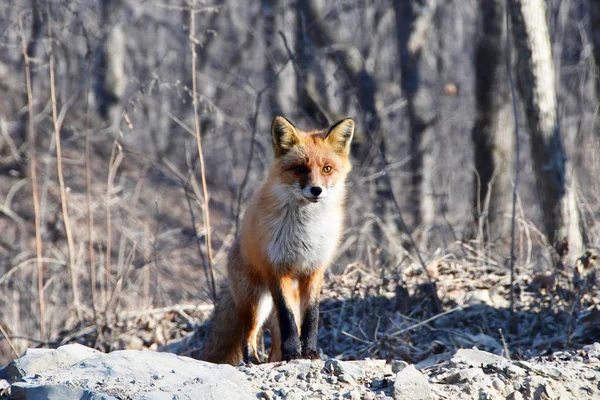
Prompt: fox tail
<box><xmin>199</xmin><ymin>282</ymin><xmax>243</xmax><ymax>365</ymax></box>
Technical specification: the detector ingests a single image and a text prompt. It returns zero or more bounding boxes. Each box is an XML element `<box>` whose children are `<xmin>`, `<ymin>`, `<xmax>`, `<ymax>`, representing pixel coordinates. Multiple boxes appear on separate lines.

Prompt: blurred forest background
<box><xmin>0</xmin><ymin>0</ymin><xmax>599</xmax><ymax>365</ymax></box>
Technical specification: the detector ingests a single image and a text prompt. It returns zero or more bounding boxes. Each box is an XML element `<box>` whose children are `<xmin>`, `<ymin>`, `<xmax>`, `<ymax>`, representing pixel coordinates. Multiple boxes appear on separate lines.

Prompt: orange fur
<box><xmin>200</xmin><ymin>117</ymin><xmax>354</xmax><ymax>364</ymax></box>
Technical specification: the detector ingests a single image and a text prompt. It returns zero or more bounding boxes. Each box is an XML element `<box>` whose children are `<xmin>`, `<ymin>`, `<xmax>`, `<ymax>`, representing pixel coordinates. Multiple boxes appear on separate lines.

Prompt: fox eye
<box><xmin>322</xmin><ymin>166</ymin><xmax>332</xmax><ymax>173</ymax></box>
<box><xmin>294</xmin><ymin>165</ymin><xmax>309</xmax><ymax>173</ymax></box>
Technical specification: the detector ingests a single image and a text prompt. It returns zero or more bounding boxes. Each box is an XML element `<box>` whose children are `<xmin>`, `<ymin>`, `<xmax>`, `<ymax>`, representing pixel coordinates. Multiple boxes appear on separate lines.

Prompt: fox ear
<box><xmin>325</xmin><ymin>118</ymin><xmax>354</xmax><ymax>156</ymax></box>
<box><xmin>272</xmin><ymin>116</ymin><xmax>300</xmax><ymax>157</ymax></box>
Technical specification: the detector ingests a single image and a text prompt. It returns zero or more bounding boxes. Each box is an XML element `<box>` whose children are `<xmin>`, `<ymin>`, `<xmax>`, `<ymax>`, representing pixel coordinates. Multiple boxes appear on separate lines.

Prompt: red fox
<box><xmin>200</xmin><ymin>116</ymin><xmax>354</xmax><ymax>364</ymax></box>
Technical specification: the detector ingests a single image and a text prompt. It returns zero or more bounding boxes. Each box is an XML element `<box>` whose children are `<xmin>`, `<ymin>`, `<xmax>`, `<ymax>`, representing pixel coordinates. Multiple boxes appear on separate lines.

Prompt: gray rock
<box><xmin>528</xmin><ymin>364</ymin><xmax>568</xmax><ymax>380</ymax></box>
<box><xmin>342</xmin><ymin>388</ymin><xmax>361</xmax><ymax>400</ymax></box>
<box><xmin>11</xmin><ymin>347</ymin><xmax>255</xmax><ymax>399</ymax></box>
<box><xmin>443</xmin><ymin>368</ymin><xmax>484</xmax><ymax>384</ymax></box>
<box><xmin>344</xmin><ymin>360</ymin><xmax>386</xmax><ymax>371</ymax></box>
<box><xmin>505</xmin><ymin>364</ymin><xmax>527</xmax><ymax>379</ymax></box>
<box><xmin>392</xmin><ymin>360</ymin><xmax>409</xmax><ymax>373</ymax></box>
<box><xmin>491</xmin><ymin>377</ymin><xmax>505</xmax><ymax>393</ymax></box>
<box><xmin>338</xmin><ymin>374</ymin><xmax>356</xmax><ymax>385</ymax></box>
<box><xmin>10</xmin><ymin>382</ymin><xmax>115</xmax><ymax>400</ymax></box>
<box><xmin>0</xmin><ymin>344</ymin><xmax>101</xmax><ymax>382</ymax></box>
<box><xmin>450</xmin><ymin>348</ymin><xmax>508</xmax><ymax>369</ymax></box>
<box><xmin>324</xmin><ymin>360</ymin><xmax>364</xmax><ymax>380</ymax></box>
<box><xmin>506</xmin><ymin>391</ymin><xmax>524</xmax><ymax>400</ymax></box>
<box><xmin>393</xmin><ymin>365</ymin><xmax>431</xmax><ymax>400</ymax></box>
<box><xmin>584</xmin><ymin>343</ymin><xmax>600</xmax><ymax>359</ymax></box>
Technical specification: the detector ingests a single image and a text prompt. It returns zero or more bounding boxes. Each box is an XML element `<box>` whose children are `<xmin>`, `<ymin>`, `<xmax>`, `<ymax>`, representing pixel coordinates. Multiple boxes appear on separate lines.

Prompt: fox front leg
<box><xmin>270</xmin><ymin>276</ymin><xmax>302</xmax><ymax>361</ymax></box>
<box><xmin>299</xmin><ymin>268</ymin><xmax>324</xmax><ymax>359</ymax></box>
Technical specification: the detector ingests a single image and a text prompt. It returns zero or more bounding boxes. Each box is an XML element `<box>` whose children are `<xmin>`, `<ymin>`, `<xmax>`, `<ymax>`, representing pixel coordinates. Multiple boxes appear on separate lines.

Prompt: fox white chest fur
<box><xmin>263</xmin><ymin>184</ymin><xmax>344</xmax><ymax>274</ymax></box>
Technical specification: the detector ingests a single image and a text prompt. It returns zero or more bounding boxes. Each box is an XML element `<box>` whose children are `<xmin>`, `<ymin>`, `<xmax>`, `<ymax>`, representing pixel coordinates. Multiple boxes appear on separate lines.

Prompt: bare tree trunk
<box><xmin>590</xmin><ymin>0</ymin><xmax>600</xmax><ymax>102</ymax></box>
<box><xmin>95</xmin><ymin>0</ymin><xmax>126</xmax><ymax>125</ymax></box>
<box><xmin>472</xmin><ymin>0</ymin><xmax>514</xmax><ymax>243</ymax></box>
<box><xmin>262</xmin><ymin>0</ymin><xmax>297</xmax><ymax>117</ymax></box>
<box><xmin>295</xmin><ymin>0</ymin><xmax>413</xmax><ymax>250</ymax></box>
<box><xmin>294</xmin><ymin>0</ymin><xmax>330</xmax><ymax>127</ymax></box>
<box><xmin>508</xmin><ymin>0</ymin><xmax>583</xmax><ymax>258</ymax></box>
<box><xmin>297</xmin><ymin>0</ymin><xmax>382</xmax><ymax>160</ymax></box>
<box><xmin>393</xmin><ymin>0</ymin><xmax>438</xmax><ymax>230</ymax></box>
<box><xmin>15</xmin><ymin>0</ymin><xmax>44</xmax><ymax>169</ymax></box>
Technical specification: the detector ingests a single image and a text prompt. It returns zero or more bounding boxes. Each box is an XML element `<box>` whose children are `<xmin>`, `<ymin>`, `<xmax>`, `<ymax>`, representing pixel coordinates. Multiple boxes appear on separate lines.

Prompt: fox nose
<box><xmin>310</xmin><ymin>186</ymin><xmax>323</xmax><ymax>196</ymax></box>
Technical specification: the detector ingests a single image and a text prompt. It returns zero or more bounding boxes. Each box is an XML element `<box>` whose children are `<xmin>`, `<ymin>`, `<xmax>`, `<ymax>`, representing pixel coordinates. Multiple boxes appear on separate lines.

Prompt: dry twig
<box><xmin>189</xmin><ymin>1</ymin><xmax>216</xmax><ymax>300</ymax></box>
<box><xmin>19</xmin><ymin>14</ymin><xmax>45</xmax><ymax>341</ymax></box>
<box><xmin>47</xmin><ymin>7</ymin><xmax>82</xmax><ymax>321</ymax></box>
<box><xmin>0</xmin><ymin>322</ymin><xmax>19</xmax><ymax>359</ymax></box>
<box><xmin>104</xmin><ymin>141</ymin><xmax>124</xmax><ymax>312</ymax></box>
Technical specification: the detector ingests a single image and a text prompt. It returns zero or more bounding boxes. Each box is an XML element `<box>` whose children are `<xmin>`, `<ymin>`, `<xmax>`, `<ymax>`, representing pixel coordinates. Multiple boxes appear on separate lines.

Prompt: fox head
<box><xmin>269</xmin><ymin>116</ymin><xmax>354</xmax><ymax>204</ymax></box>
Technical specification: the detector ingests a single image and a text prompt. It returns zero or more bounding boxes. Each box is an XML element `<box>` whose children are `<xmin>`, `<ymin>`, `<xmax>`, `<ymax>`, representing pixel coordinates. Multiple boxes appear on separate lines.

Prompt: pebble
<box><xmin>338</xmin><ymin>374</ymin><xmax>357</xmax><ymax>385</ymax></box>
<box><xmin>506</xmin><ymin>365</ymin><xmax>527</xmax><ymax>378</ymax></box>
<box><xmin>325</xmin><ymin>359</ymin><xmax>364</xmax><ymax>380</ymax></box>
<box><xmin>506</xmin><ymin>391</ymin><xmax>523</xmax><ymax>400</ymax></box>
<box><xmin>274</xmin><ymin>373</ymin><xmax>285</xmax><ymax>382</ymax></box>
<box><xmin>370</xmin><ymin>379</ymin><xmax>384</xmax><ymax>389</ymax></box>
<box><xmin>391</xmin><ymin>360</ymin><xmax>409</xmax><ymax>373</ymax></box>
<box><xmin>260</xmin><ymin>390</ymin><xmax>274</xmax><ymax>400</ymax></box>
<box><xmin>492</xmin><ymin>378</ymin><xmax>505</xmax><ymax>392</ymax></box>
<box><xmin>342</xmin><ymin>389</ymin><xmax>361</xmax><ymax>400</ymax></box>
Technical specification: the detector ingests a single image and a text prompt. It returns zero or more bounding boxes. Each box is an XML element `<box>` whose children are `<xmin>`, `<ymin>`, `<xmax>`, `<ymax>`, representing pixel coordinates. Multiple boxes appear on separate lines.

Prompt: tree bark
<box><xmin>95</xmin><ymin>0</ymin><xmax>126</xmax><ymax>124</ymax></box>
<box><xmin>590</xmin><ymin>0</ymin><xmax>600</xmax><ymax>102</ymax></box>
<box><xmin>294</xmin><ymin>0</ymin><xmax>330</xmax><ymax>127</ymax></box>
<box><xmin>15</xmin><ymin>0</ymin><xmax>44</xmax><ymax>169</ymax></box>
<box><xmin>472</xmin><ymin>0</ymin><xmax>514</xmax><ymax>242</ymax></box>
<box><xmin>297</xmin><ymin>0</ymin><xmax>382</xmax><ymax>160</ymax></box>
<box><xmin>393</xmin><ymin>0</ymin><xmax>438</xmax><ymax>230</ymax></box>
<box><xmin>262</xmin><ymin>0</ymin><xmax>296</xmax><ymax>117</ymax></box>
<box><xmin>508</xmin><ymin>0</ymin><xmax>583</xmax><ymax>258</ymax></box>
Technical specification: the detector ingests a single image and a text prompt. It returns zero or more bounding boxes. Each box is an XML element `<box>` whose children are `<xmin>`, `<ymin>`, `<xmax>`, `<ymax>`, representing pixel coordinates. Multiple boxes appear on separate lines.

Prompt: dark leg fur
<box><xmin>273</xmin><ymin>288</ymin><xmax>301</xmax><ymax>361</ymax></box>
<box><xmin>300</xmin><ymin>302</ymin><xmax>320</xmax><ymax>359</ymax></box>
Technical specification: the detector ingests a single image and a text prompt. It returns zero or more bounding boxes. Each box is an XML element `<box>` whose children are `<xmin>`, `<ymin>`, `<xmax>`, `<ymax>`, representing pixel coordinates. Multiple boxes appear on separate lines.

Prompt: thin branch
<box><xmin>390</xmin><ymin>306</ymin><xmax>463</xmax><ymax>336</ymax></box>
<box><xmin>0</xmin><ymin>322</ymin><xmax>19</xmax><ymax>358</ymax></box>
<box><xmin>2</xmin><ymin>335</ymin><xmax>56</xmax><ymax>346</ymax></box>
<box><xmin>104</xmin><ymin>141</ymin><xmax>124</xmax><ymax>313</ymax></box>
<box><xmin>19</xmin><ymin>14</ymin><xmax>45</xmax><ymax>341</ymax></box>
<box><xmin>47</xmin><ymin>6</ymin><xmax>82</xmax><ymax>322</ymax></box>
<box><xmin>189</xmin><ymin>2</ymin><xmax>216</xmax><ymax>300</ymax></box>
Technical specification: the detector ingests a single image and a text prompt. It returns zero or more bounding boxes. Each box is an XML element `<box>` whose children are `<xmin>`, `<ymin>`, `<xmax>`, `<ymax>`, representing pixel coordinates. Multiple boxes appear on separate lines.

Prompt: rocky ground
<box><xmin>1</xmin><ymin>342</ymin><xmax>600</xmax><ymax>399</ymax></box>
<box><xmin>1</xmin><ymin>242</ymin><xmax>599</xmax><ymax>399</ymax></box>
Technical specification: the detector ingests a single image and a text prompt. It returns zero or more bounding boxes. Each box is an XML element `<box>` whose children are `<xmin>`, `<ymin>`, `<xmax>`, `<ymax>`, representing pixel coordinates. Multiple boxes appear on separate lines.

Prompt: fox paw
<box><xmin>281</xmin><ymin>349</ymin><xmax>301</xmax><ymax>361</ymax></box>
<box><xmin>302</xmin><ymin>348</ymin><xmax>321</xmax><ymax>360</ymax></box>
<box><xmin>281</xmin><ymin>340</ymin><xmax>302</xmax><ymax>361</ymax></box>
